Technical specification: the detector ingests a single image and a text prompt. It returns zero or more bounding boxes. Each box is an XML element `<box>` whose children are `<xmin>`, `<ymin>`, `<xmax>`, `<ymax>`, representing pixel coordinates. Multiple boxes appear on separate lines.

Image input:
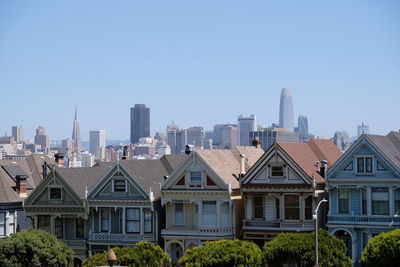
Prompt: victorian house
<box><xmin>240</xmin><ymin>139</ymin><xmax>342</xmax><ymax>246</ymax></box>
<box><xmin>23</xmin><ymin>155</ymin><xmax>184</xmax><ymax>265</ymax></box>
<box><xmin>326</xmin><ymin>131</ymin><xmax>400</xmax><ymax>263</ymax></box>
<box><xmin>0</xmin><ymin>155</ymin><xmax>53</xmax><ymax>238</ymax></box>
<box><xmin>160</xmin><ymin>146</ymin><xmax>263</xmax><ymax>265</ymax></box>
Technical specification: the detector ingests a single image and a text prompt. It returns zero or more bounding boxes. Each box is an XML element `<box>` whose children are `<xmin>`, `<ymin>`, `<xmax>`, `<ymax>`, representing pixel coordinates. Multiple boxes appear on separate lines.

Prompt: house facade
<box><xmin>326</xmin><ymin>132</ymin><xmax>400</xmax><ymax>263</ymax></box>
<box><xmin>241</xmin><ymin>140</ymin><xmax>342</xmax><ymax>245</ymax></box>
<box><xmin>160</xmin><ymin>147</ymin><xmax>263</xmax><ymax>264</ymax></box>
<box><xmin>24</xmin><ymin>155</ymin><xmax>184</xmax><ymax>264</ymax></box>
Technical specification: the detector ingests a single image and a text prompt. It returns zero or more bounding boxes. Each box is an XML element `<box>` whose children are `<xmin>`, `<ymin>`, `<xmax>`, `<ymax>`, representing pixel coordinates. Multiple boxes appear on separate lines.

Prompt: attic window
<box><xmin>50</xmin><ymin>188</ymin><xmax>62</xmax><ymax>200</ymax></box>
<box><xmin>114</xmin><ymin>180</ymin><xmax>126</xmax><ymax>192</ymax></box>
<box><xmin>271</xmin><ymin>166</ymin><xmax>284</xmax><ymax>177</ymax></box>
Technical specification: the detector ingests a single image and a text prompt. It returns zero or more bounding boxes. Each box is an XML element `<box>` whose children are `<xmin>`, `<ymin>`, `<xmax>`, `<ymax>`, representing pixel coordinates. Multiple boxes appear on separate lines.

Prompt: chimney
<box><xmin>16</xmin><ymin>174</ymin><xmax>28</xmax><ymax>198</ymax></box>
<box><xmin>239</xmin><ymin>154</ymin><xmax>246</xmax><ymax>178</ymax></box>
<box><xmin>42</xmin><ymin>161</ymin><xmax>48</xmax><ymax>179</ymax></box>
<box><xmin>252</xmin><ymin>137</ymin><xmax>261</xmax><ymax>149</ymax></box>
<box><xmin>185</xmin><ymin>145</ymin><xmax>191</xmax><ymax>155</ymax></box>
<box><xmin>54</xmin><ymin>153</ymin><xmax>65</xmax><ymax>167</ymax></box>
<box><xmin>320</xmin><ymin>160</ymin><xmax>328</xmax><ymax>178</ymax></box>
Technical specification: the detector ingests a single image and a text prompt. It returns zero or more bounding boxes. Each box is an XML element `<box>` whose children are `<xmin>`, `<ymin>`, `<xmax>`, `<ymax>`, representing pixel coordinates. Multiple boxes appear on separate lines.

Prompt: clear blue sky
<box><xmin>1</xmin><ymin>0</ymin><xmax>399</xmax><ymax>141</ymax></box>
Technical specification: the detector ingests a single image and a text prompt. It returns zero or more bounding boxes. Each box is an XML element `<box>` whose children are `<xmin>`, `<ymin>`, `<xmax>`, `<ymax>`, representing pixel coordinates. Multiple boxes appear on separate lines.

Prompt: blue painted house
<box><xmin>326</xmin><ymin>131</ymin><xmax>400</xmax><ymax>263</ymax></box>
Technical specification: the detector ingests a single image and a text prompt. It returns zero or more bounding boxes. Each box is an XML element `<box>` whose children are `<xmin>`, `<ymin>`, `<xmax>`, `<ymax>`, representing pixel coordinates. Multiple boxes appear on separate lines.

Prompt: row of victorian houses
<box><xmin>1</xmin><ymin>131</ymin><xmax>399</xmax><ymax>265</ymax></box>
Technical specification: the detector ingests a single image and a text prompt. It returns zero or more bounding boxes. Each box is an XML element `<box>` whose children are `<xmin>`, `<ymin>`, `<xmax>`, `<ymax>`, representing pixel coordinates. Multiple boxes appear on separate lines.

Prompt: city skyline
<box><xmin>1</xmin><ymin>1</ymin><xmax>399</xmax><ymax>140</ymax></box>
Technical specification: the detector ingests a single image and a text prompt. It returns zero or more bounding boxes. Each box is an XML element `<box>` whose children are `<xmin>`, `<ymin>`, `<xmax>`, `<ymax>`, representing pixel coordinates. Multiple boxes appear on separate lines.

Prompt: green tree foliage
<box><xmin>0</xmin><ymin>228</ymin><xmax>73</xmax><ymax>267</ymax></box>
<box><xmin>263</xmin><ymin>230</ymin><xmax>352</xmax><ymax>267</ymax></box>
<box><xmin>83</xmin><ymin>241</ymin><xmax>171</xmax><ymax>267</ymax></box>
<box><xmin>178</xmin><ymin>239</ymin><xmax>264</xmax><ymax>267</ymax></box>
<box><xmin>361</xmin><ymin>228</ymin><xmax>400</xmax><ymax>267</ymax></box>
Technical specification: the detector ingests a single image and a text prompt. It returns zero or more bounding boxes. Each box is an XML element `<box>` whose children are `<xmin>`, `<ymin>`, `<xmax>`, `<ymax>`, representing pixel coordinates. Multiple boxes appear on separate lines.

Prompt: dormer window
<box><xmin>271</xmin><ymin>166</ymin><xmax>284</xmax><ymax>177</ymax></box>
<box><xmin>49</xmin><ymin>188</ymin><xmax>62</xmax><ymax>200</ymax></box>
<box><xmin>114</xmin><ymin>180</ymin><xmax>126</xmax><ymax>192</ymax></box>
<box><xmin>357</xmin><ymin>157</ymin><xmax>373</xmax><ymax>174</ymax></box>
<box><xmin>188</xmin><ymin>172</ymin><xmax>202</xmax><ymax>188</ymax></box>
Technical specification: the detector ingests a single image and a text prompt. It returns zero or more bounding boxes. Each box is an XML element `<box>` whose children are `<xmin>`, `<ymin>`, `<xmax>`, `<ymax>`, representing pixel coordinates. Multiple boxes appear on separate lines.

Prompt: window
<box><xmin>144</xmin><ymin>209</ymin><xmax>152</xmax><ymax>233</ymax></box>
<box><xmin>8</xmin><ymin>212</ymin><xmax>15</xmax><ymax>234</ymax></box>
<box><xmin>55</xmin><ymin>218</ymin><xmax>63</xmax><ymax>238</ymax></box>
<box><xmin>305</xmin><ymin>196</ymin><xmax>313</xmax><ymax>220</ymax></box>
<box><xmin>76</xmin><ymin>218</ymin><xmax>85</xmax><ymax>238</ymax></box>
<box><xmin>271</xmin><ymin>166</ymin><xmax>284</xmax><ymax>177</ymax></box>
<box><xmin>114</xmin><ymin>180</ymin><xmax>126</xmax><ymax>192</ymax></box>
<box><xmin>50</xmin><ymin>188</ymin><xmax>62</xmax><ymax>199</ymax></box>
<box><xmin>126</xmin><ymin>208</ymin><xmax>140</xmax><ymax>233</ymax></box>
<box><xmin>357</xmin><ymin>157</ymin><xmax>373</xmax><ymax>174</ymax></box>
<box><xmin>190</xmin><ymin>172</ymin><xmax>202</xmax><ymax>184</ymax></box>
<box><xmin>174</xmin><ymin>203</ymin><xmax>184</xmax><ymax>226</ymax></box>
<box><xmin>284</xmin><ymin>195</ymin><xmax>300</xmax><ymax>220</ymax></box>
<box><xmin>221</xmin><ymin>202</ymin><xmax>230</xmax><ymax>226</ymax></box>
<box><xmin>38</xmin><ymin>215</ymin><xmax>50</xmax><ymax>232</ymax></box>
<box><xmin>0</xmin><ymin>213</ymin><xmax>5</xmax><ymax>236</ymax></box>
<box><xmin>395</xmin><ymin>188</ymin><xmax>400</xmax><ymax>214</ymax></box>
<box><xmin>101</xmin><ymin>209</ymin><xmax>109</xmax><ymax>232</ymax></box>
<box><xmin>361</xmin><ymin>188</ymin><xmax>367</xmax><ymax>215</ymax></box>
<box><xmin>253</xmin><ymin>197</ymin><xmax>264</xmax><ymax>219</ymax></box>
<box><xmin>372</xmin><ymin>188</ymin><xmax>389</xmax><ymax>215</ymax></box>
<box><xmin>202</xmin><ymin>201</ymin><xmax>217</xmax><ymax>227</ymax></box>
<box><xmin>276</xmin><ymin>198</ymin><xmax>280</xmax><ymax>219</ymax></box>
<box><xmin>338</xmin><ymin>188</ymin><xmax>349</xmax><ymax>213</ymax></box>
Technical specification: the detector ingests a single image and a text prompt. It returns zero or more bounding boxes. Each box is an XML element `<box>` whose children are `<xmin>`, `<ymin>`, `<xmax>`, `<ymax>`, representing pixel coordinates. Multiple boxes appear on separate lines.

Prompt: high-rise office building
<box><xmin>213</xmin><ymin>124</ymin><xmax>237</xmax><ymax>149</ymax></box>
<box><xmin>279</xmin><ymin>88</ymin><xmax>294</xmax><ymax>131</ymax></box>
<box><xmin>167</xmin><ymin>128</ymin><xmax>187</xmax><ymax>155</ymax></box>
<box><xmin>357</xmin><ymin>123</ymin><xmax>370</xmax><ymax>137</ymax></box>
<box><xmin>34</xmin><ymin>126</ymin><xmax>50</xmax><ymax>152</ymax></box>
<box><xmin>61</xmin><ymin>138</ymin><xmax>74</xmax><ymax>157</ymax></box>
<box><xmin>296</xmin><ymin>115</ymin><xmax>314</xmax><ymax>142</ymax></box>
<box><xmin>130</xmin><ymin>104</ymin><xmax>150</xmax><ymax>144</ymax></box>
<box><xmin>332</xmin><ymin>130</ymin><xmax>351</xmax><ymax>152</ymax></box>
<box><xmin>90</xmin><ymin>130</ymin><xmax>106</xmax><ymax>160</ymax></box>
<box><xmin>11</xmin><ymin>126</ymin><xmax>24</xmax><ymax>144</ymax></box>
<box><xmin>237</xmin><ymin>114</ymin><xmax>256</xmax><ymax>146</ymax></box>
<box><xmin>249</xmin><ymin>128</ymin><xmax>300</xmax><ymax>151</ymax></box>
<box><xmin>72</xmin><ymin>107</ymin><xmax>82</xmax><ymax>153</ymax></box>
<box><xmin>186</xmin><ymin>127</ymin><xmax>205</xmax><ymax>149</ymax></box>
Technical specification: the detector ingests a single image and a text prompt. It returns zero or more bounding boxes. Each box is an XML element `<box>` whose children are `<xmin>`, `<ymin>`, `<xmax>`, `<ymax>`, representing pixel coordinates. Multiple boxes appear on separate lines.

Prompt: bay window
<box><xmin>202</xmin><ymin>201</ymin><xmax>217</xmax><ymax>227</ymax></box>
<box><xmin>372</xmin><ymin>188</ymin><xmax>389</xmax><ymax>215</ymax></box>
<box><xmin>284</xmin><ymin>195</ymin><xmax>299</xmax><ymax>220</ymax></box>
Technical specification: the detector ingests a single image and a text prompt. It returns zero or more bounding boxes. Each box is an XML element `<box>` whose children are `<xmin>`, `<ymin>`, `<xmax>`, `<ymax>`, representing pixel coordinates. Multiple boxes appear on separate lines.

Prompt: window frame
<box><xmin>0</xmin><ymin>212</ymin><xmax>5</xmax><ymax>236</ymax></box>
<box><xmin>372</xmin><ymin>187</ymin><xmax>389</xmax><ymax>215</ymax></box>
<box><xmin>304</xmin><ymin>195</ymin><xmax>313</xmax><ymax>220</ymax></box>
<box><xmin>144</xmin><ymin>209</ymin><xmax>152</xmax><ymax>233</ymax></box>
<box><xmin>202</xmin><ymin>201</ymin><xmax>217</xmax><ymax>227</ymax></box>
<box><xmin>356</xmin><ymin>156</ymin><xmax>374</xmax><ymax>174</ymax></box>
<box><xmin>55</xmin><ymin>217</ymin><xmax>63</xmax><ymax>238</ymax></box>
<box><xmin>284</xmin><ymin>194</ymin><xmax>300</xmax><ymax>220</ymax></box>
<box><xmin>100</xmin><ymin>209</ymin><xmax>110</xmax><ymax>232</ymax></box>
<box><xmin>173</xmin><ymin>203</ymin><xmax>185</xmax><ymax>226</ymax></box>
<box><xmin>113</xmin><ymin>179</ymin><xmax>127</xmax><ymax>192</ymax></box>
<box><xmin>48</xmin><ymin>186</ymin><xmax>62</xmax><ymax>200</ymax></box>
<box><xmin>126</xmin><ymin>208</ymin><xmax>140</xmax><ymax>233</ymax></box>
<box><xmin>37</xmin><ymin>215</ymin><xmax>51</xmax><ymax>232</ymax></box>
<box><xmin>75</xmin><ymin>218</ymin><xmax>85</xmax><ymax>238</ymax></box>
<box><xmin>253</xmin><ymin>196</ymin><xmax>264</xmax><ymax>219</ymax></box>
<box><xmin>338</xmin><ymin>188</ymin><xmax>350</xmax><ymax>214</ymax></box>
<box><xmin>271</xmin><ymin>165</ymin><xmax>285</xmax><ymax>178</ymax></box>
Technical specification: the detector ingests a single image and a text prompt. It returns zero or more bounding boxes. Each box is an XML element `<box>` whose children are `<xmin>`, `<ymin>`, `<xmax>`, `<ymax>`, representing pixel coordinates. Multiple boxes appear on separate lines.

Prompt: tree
<box><xmin>0</xmin><ymin>228</ymin><xmax>74</xmax><ymax>267</ymax></box>
<box><xmin>361</xmin><ymin>228</ymin><xmax>400</xmax><ymax>267</ymax></box>
<box><xmin>178</xmin><ymin>239</ymin><xmax>264</xmax><ymax>267</ymax></box>
<box><xmin>83</xmin><ymin>241</ymin><xmax>171</xmax><ymax>267</ymax></box>
<box><xmin>263</xmin><ymin>230</ymin><xmax>352</xmax><ymax>267</ymax></box>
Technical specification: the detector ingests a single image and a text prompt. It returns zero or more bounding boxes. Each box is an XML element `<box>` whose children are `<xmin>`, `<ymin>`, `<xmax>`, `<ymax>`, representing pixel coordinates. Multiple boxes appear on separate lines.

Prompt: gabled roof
<box><xmin>0</xmin><ymin>155</ymin><xmax>53</xmax><ymax>204</ymax></box>
<box><xmin>365</xmin><ymin>132</ymin><xmax>400</xmax><ymax>170</ymax></box>
<box><xmin>196</xmin><ymin>146</ymin><xmax>264</xmax><ymax>189</ymax></box>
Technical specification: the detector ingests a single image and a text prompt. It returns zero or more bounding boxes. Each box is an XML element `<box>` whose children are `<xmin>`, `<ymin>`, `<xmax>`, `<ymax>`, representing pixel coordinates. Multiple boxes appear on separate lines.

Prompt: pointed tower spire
<box><xmin>72</xmin><ymin>106</ymin><xmax>82</xmax><ymax>153</ymax></box>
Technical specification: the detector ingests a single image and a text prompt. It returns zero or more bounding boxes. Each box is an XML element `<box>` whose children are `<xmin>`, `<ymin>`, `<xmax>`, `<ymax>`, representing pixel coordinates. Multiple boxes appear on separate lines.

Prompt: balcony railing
<box><xmin>199</xmin><ymin>227</ymin><xmax>232</xmax><ymax>233</ymax></box>
<box><xmin>243</xmin><ymin>220</ymin><xmax>314</xmax><ymax>230</ymax></box>
<box><xmin>328</xmin><ymin>215</ymin><xmax>400</xmax><ymax>226</ymax></box>
<box><xmin>162</xmin><ymin>226</ymin><xmax>233</xmax><ymax>236</ymax></box>
<box><xmin>88</xmin><ymin>232</ymin><xmax>155</xmax><ymax>242</ymax></box>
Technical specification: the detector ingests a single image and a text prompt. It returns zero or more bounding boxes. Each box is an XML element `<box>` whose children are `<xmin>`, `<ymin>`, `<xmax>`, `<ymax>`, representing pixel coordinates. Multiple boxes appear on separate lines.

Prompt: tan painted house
<box><xmin>241</xmin><ymin>139</ymin><xmax>342</xmax><ymax>246</ymax></box>
<box><xmin>160</xmin><ymin>146</ymin><xmax>263</xmax><ymax>264</ymax></box>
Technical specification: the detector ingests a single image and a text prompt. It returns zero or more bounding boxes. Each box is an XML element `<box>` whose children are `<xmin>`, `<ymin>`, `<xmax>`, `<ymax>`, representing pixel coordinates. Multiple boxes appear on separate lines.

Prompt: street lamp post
<box><xmin>313</xmin><ymin>198</ymin><xmax>328</xmax><ymax>267</ymax></box>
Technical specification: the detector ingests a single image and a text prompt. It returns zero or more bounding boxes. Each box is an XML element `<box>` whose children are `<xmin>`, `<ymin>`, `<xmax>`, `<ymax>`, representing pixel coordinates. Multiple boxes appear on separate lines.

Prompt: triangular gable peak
<box><xmin>161</xmin><ymin>151</ymin><xmax>228</xmax><ymax>191</ymax></box>
<box><xmin>24</xmin><ymin>169</ymin><xmax>82</xmax><ymax>207</ymax></box>
<box><xmin>242</xmin><ymin>143</ymin><xmax>312</xmax><ymax>185</ymax></box>
<box><xmin>328</xmin><ymin>135</ymin><xmax>400</xmax><ymax>179</ymax></box>
<box><xmin>88</xmin><ymin>161</ymin><xmax>149</xmax><ymax>200</ymax></box>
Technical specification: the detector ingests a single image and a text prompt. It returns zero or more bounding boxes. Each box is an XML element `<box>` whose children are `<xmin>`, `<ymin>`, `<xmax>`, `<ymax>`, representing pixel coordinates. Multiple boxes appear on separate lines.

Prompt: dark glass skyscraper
<box><xmin>130</xmin><ymin>104</ymin><xmax>150</xmax><ymax>144</ymax></box>
<box><xmin>279</xmin><ymin>88</ymin><xmax>294</xmax><ymax>132</ymax></box>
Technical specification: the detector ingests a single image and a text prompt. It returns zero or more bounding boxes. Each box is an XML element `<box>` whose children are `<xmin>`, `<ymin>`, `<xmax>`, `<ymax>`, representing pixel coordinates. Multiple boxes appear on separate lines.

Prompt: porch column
<box><xmin>140</xmin><ymin>207</ymin><xmax>144</xmax><ymax>235</ymax></box>
<box><xmin>389</xmin><ymin>185</ymin><xmax>394</xmax><ymax>216</ymax></box>
<box><xmin>50</xmin><ymin>216</ymin><xmax>55</xmax><ymax>235</ymax></box>
<box><xmin>217</xmin><ymin>200</ymin><xmax>221</xmax><ymax>227</ymax></box>
<box><xmin>198</xmin><ymin>201</ymin><xmax>203</xmax><ymax>227</ymax></box>
<box><xmin>122</xmin><ymin>207</ymin><xmax>126</xmax><ymax>234</ymax></box>
<box><xmin>367</xmin><ymin>186</ymin><xmax>372</xmax><ymax>216</ymax></box>
<box><xmin>280</xmin><ymin>195</ymin><xmax>284</xmax><ymax>220</ymax></box>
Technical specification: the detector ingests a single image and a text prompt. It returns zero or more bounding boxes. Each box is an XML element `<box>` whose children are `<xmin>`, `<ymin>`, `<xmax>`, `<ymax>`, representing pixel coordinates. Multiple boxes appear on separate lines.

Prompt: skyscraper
<box><xmin>34</xmin><ymin>126</ymin><xmax>50</xmax><ymax>152</ymax></box>
<box><xmin>90</xmin><ymin>130</ymin><xmax>106</xmax><ymax>160</ymax></box>
<box><xmin>237</xmin><ymin>114</ymin><xmax>256</xmax><ymax>146</ymax></box>
<box><xmin>130</xmin><ymin>104</ymin><xmax>150</xmax><ymax>144</ymax></box>
<box><xmin>72</xmin><ymin>107</ymin><xmax>82</xmax><ymax>153</ymax></box>
<box><xmin>279</xmin><ymin>88</ymin><xmax>294</xmax><ymax>132</ymax></box>
<box><xmin>11</xmin><ymin>126</ymin><xmax>24</xmax><ymax>143</ymax></box>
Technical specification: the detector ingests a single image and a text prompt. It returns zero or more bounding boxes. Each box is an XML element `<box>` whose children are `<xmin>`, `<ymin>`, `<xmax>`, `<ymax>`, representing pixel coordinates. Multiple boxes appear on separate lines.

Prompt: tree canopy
<box><xmin>83</xmin><ymin>241</ymin><xmax>171</xmax><ymax>267</ymax></box>
<box><xmin>178</xmin><ymin>239</ymin><xmax>264</xmax><ymax>267</ymax></box>
<box><xmin>263</xmin><ymin>230</ymin><xmax>352</xmax><ymax>267</ymax></box>
<box><xmin>361</xmin><ymin>228</ymin><xmax>400</xmax><ymax>267</ymax></box>
<box><xmin>0</xmin><ymin>228</ymin><xmax>74</xmax><ymax>267</ymax></box>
